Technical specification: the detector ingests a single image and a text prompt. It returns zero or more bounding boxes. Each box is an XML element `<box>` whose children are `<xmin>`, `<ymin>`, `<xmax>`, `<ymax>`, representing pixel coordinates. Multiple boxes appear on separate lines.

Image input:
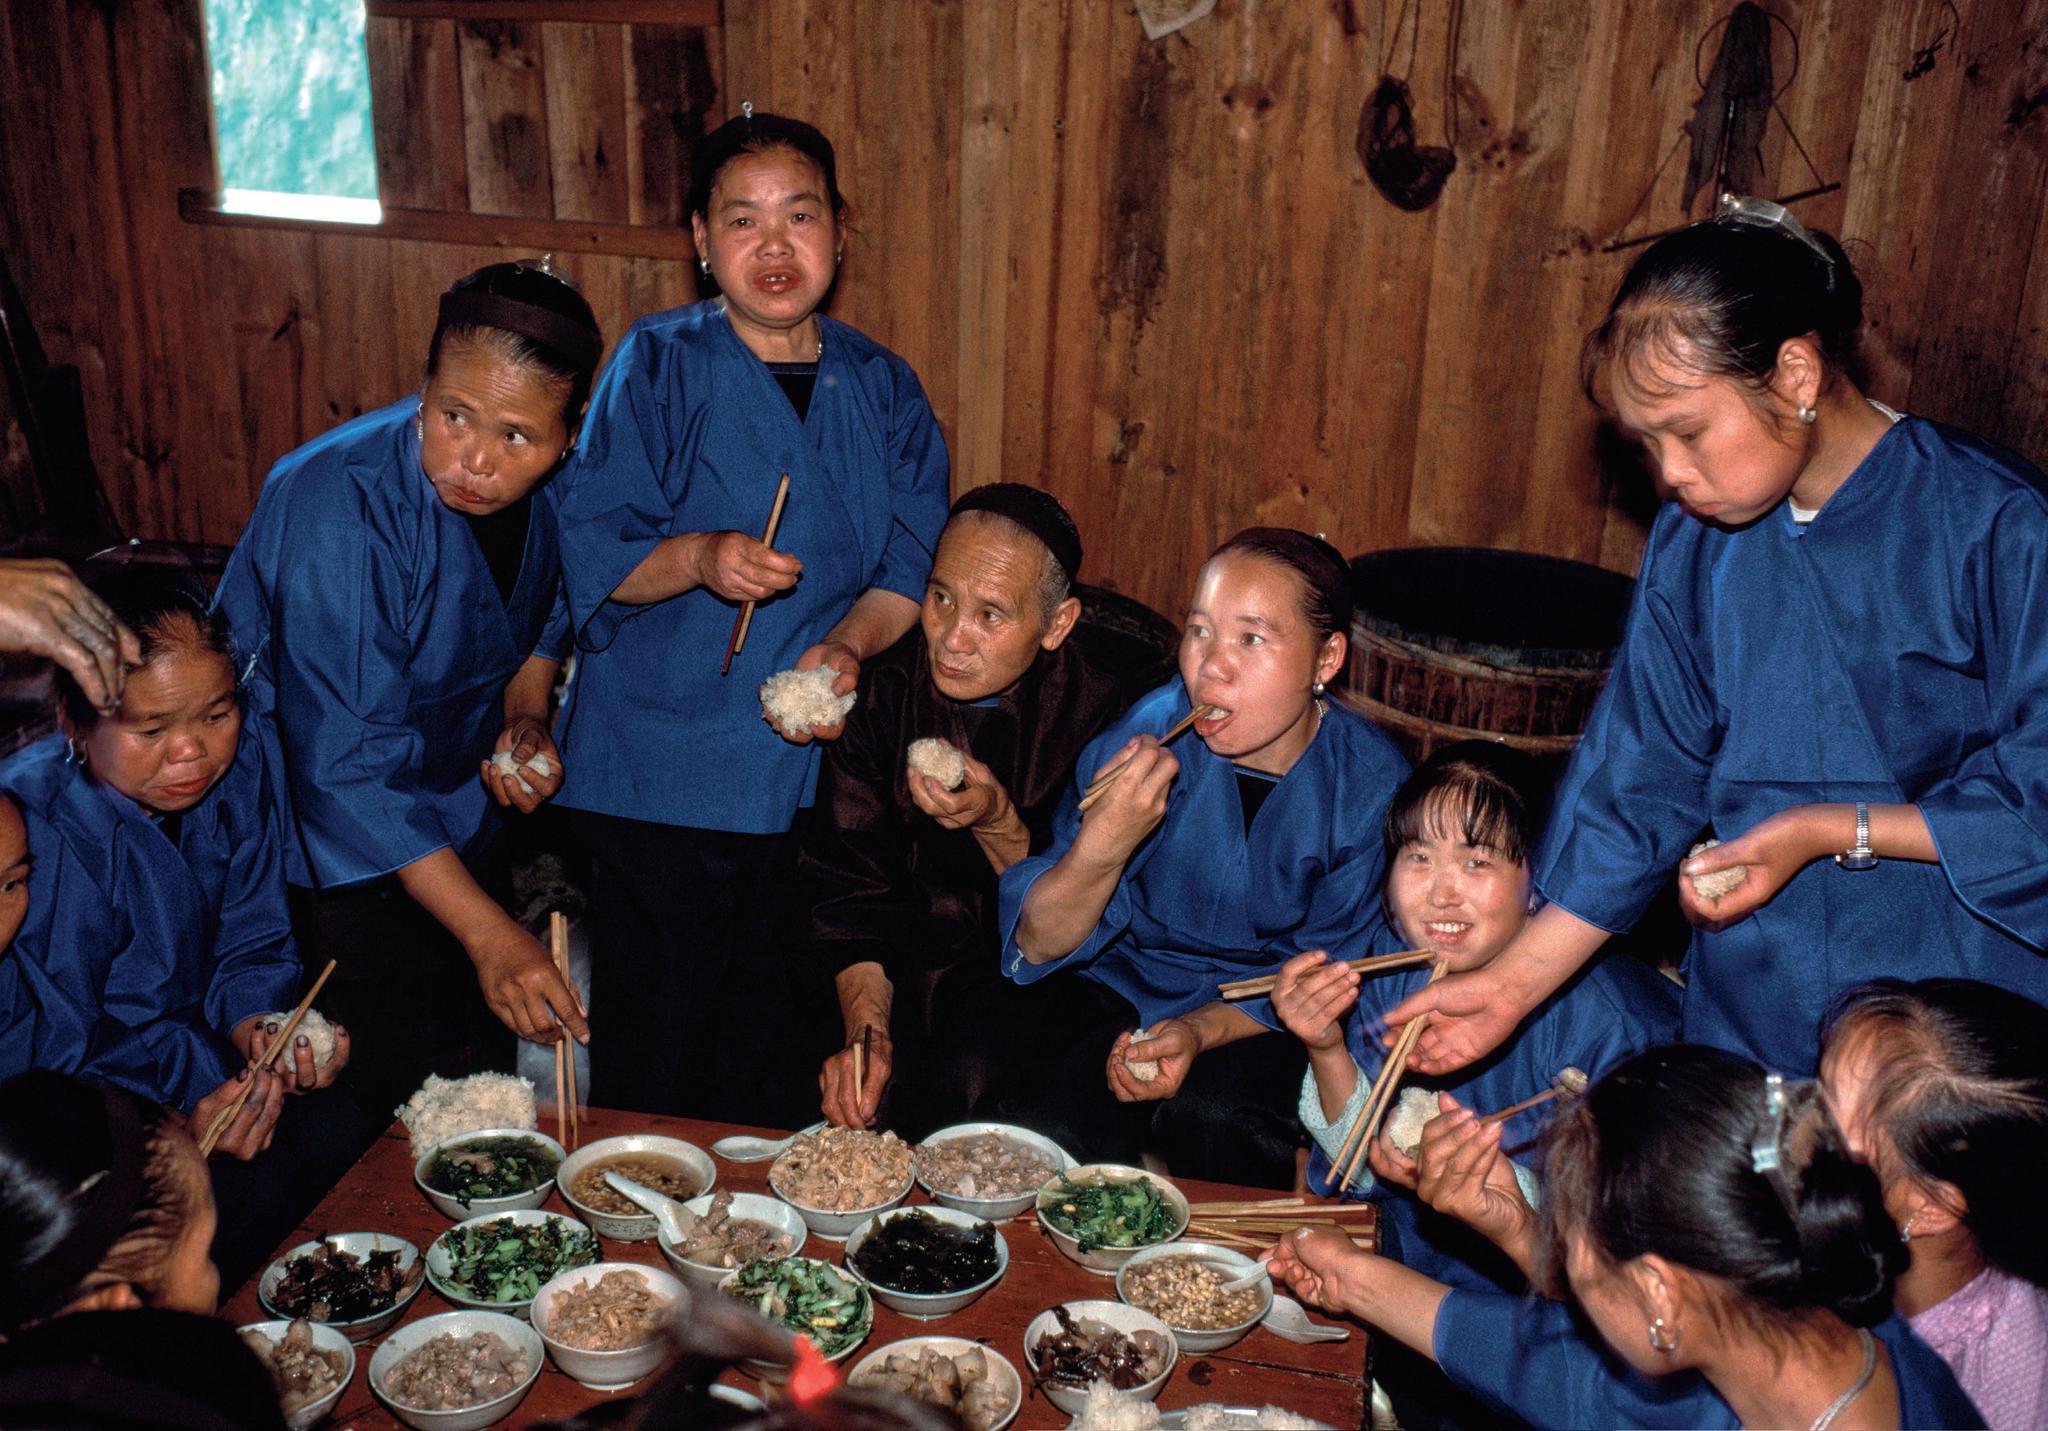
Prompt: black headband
<box><xmin>3</xmin><ymin>1085</ymin><xmax>152</xmax><ymax>1331</ymax></box>
<box><xmin>437</xmin><ymin>289</ymin><xmax>603</xmax><ymax>376</ymax></box>
<box><xmin>948</xmin><ymin>483</ymin><xmax>1084</xmax><ymax>584</ymax></box>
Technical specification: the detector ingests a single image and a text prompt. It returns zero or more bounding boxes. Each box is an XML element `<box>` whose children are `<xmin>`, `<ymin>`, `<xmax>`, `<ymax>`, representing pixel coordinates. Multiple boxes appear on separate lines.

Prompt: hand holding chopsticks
<box><xmin>721</xmin><ymin>473</ymin><xmax>794</xmax><ymax>675</ymax></box>
<box><xmin>1332</xmin><ymin>957</ymin><xmax>1448</xmax><ymax>1191</ymax></box>
<box><xmin>198</xmin><ymin>959</ymin><xmax>337</xmax><ymax>1158</ymax></box>
<box><xmin>1220</xmin><ymin>947</ymin><xmax>1435</xmax><ymax>1001</ymax></box>
<box><xmin>1077</xmin><ymin>706</ymin><xmax>1215</xmax><ymax>813</ymax></box>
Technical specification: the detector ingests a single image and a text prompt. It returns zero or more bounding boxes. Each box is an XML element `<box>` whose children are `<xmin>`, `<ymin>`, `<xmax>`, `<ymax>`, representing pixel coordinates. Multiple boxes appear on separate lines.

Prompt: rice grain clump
<box><xmin>1686</xmin><ymin>839</ymin><xmax>1747</xmax><ymax>901</ymax></box>
<box><xmin>397</xmin><ymin>1073</ymin><xmax>538</xmax><ymax>1160</ymax></box>
<box><xmin>906</xmin><ymin>737</ymin><xmax>967</xmax><ymax>790</ymax></box>
<box><xmin>253</xmin><ymin>1007</ymin><xmax>340</xmax><ymax>1071</ymax></box>
<box><xmin>1386</xmin><ymin>1086</ymin><xmax>1439</xmax><ymax>1158</ymax></box>
<box><xmin>1068</xmin><ymin>1384</ymin><xmax>1324</xmax><ymax>1429</ymax></box>
<box><xmin>488</xmin><ymin>749</ymin><xmax>556</xmax><ymax>795</ymax></box>
<box><xmin>760</xmin><ymin>667</ymin><xmax>857</xmax><ymax>738</ymax></box>
<box><xmin>1124</xmin><ymin>1027</ymin><xmax>1161</xmax><ymax>1083</ymax></box>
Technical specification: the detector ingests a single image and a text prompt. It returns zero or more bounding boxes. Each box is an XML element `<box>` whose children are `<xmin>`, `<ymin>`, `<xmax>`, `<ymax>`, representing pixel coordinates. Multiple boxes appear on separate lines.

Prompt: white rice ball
<box><xmin>906</xmin><ymin>737</ymin><xmax>967</xmax><ymax>790</ymax></box>
<box><xmin>396</xmin><ymin>1072</ymin><xmax>538</xmax><ymax>1161</ymax></box>
<box><xmin>1387</xmin><ymin>1086</ymin><xmax>1440</xmax><ymax>1158</ymax></box>
<box><xmin>488</xmin><ymin>749</ymin><xmax>555</xmax><ymax>794</ymax></box>
<box><xmin>1687</xmin><ymin>839</ymin><xmax>1748</xmax><ymax>901</ymax></box>
<box><xmin>1069</xmin><ymin>1384</ymin><xmax>1161</xmax><ymax>1429</ymax></box>
<box><xmin>255</xmin><ymin>1007</ymin><xmax>339</xmax><ymax>1071</ymax></box>
<box><xmin>1124</xmin><ymin>1026</ymin><xmax>1162</xmax><ymax>1083</ymax></box>
<box><xmin>759</xmin><ymin>667</ymin><xmax>858</xmax><ymax>738</ymax></box>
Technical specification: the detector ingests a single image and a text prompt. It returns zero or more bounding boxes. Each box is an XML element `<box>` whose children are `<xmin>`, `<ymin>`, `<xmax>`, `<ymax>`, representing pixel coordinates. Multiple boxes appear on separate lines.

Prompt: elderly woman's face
<box><xmin>419</xmin><ymin>343</ymin><xmax>572</xmax><ymax>516</ymax></box>
<box><xmin>691</xmin><ymin>147</ymin><xmax>840</xmax><ymax>342</ymax></box>
<box><xmin>921</xmin><ymin>520</ymin><xmax>1063</xmax><ymax>703</ymax></box>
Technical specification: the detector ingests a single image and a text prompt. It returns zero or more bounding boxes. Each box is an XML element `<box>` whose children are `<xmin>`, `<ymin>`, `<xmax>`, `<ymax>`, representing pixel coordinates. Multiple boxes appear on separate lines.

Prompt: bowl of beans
<box><xmin>555</xmin><ymin>1135</ymin><xmax>716</xmax><ymax>1242</ymax></box>
<box><xmin>1113</xmin><ymin>1242</ymin><xmax>1271</xmax><ymax>1353</ymax></box>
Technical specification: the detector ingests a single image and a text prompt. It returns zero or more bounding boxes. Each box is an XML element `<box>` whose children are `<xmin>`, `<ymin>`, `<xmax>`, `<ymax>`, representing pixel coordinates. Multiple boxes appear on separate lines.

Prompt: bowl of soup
<box><xmin>555</xmin><ymin>1134</ymin><xmax>715</xmax><ymax>1242</ymax></box>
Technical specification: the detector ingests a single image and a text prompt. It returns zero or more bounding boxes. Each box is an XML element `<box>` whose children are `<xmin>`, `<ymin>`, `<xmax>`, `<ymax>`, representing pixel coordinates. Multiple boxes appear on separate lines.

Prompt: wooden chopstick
<box><xmin>1480</xmin><ymin>1066</ymin><xmax>1588</xmax><ymax>1125</ymax></box>
<box><xmin>551</xmin><ymin>912</ymin><xmax>578</xmax><ymax>1150</ymax></box>
<box><xmin>1076</xmin><ymin>705</ymin><xmax>1215</xmax><ymax>813</ymax></box>
<box><xmin>1218</xmin><ymin>947</ymin><xmax>1436</xmax><ymax>1001</ymax></box>
<box><xmin>197</xmin><ymin>959</ymin><xmax>337</xmax><ymax>1157</ymax></box>
<box><xmin>853</xmin><ymin>1026</ymin><xmax>870</xmax><ymax>1110</ymax></box>
<box><xmin>1333</xmin><ymin>958</ymin><xmax>1447</xmax><ymax>1191</ymax></box>
<box><xmin>722</xmin><ymin>473</ymin><xmax>792</xmax><ymax>676</ymax></box>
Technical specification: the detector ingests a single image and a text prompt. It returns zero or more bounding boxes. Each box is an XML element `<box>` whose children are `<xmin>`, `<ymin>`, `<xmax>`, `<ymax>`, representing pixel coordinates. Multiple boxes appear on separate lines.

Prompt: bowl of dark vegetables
<box><xmin>1023</xmin><ymin>1300</ymin><xmax>1176</xmax><ymax>1417</ymax></box>
<box><xmin>1035</xmin><ymin>1164</ymin><xmax>1189</xmax><ymax>1274</ymax></box>
<box><xmin>414</xmin><ymin>1128</ymin><xmax>564</xmax><ymax>1221</ymax></box>
<box><xmin>719</xmin><ymin>1256</ymin><xmax>873</xmax><ymax>1380</ymax></box>
<box><xmin>426</xmin><ymin>1210</ymin><xmax>600</xmax><ymax>1320</ymax></box>
<box><xmin>843</xmin><ymin>1206</ymin><xmax>1007</xmax><ymax>1319</ymax></box>
<box><xmin>259</xmin><ymin>1233</ymin><xmax>426</xmax><ymax>1341</ymax></box>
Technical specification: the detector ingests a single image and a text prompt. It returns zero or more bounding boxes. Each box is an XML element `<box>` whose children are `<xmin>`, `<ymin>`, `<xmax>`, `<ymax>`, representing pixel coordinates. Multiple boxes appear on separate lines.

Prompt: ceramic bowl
<box><xmin>367</xmin><ymin>1309</ymin><xmax>544</xmax><ymax>1431</ymax></box>
<box><xmin>1022</xmin><ymin>1300</ymin><xmax>1177</xmax><ymax>1417</ymax></box>
<box><xmin>768</xmin><ymin>1156</ymin><xmax>914</xmax><ymax>1242</ymax></box>
<box><xmin>656</xmin><ymin>1191</ymin><xmax>808</xmax><ymax>1294</ymax></box>
<box><xmin>1114</xmin><ymin>1241</ymin><xmax>1273</xmax><ymax>1353</ymax></box>
<box><xmin>529</xmin><ymin>1261</ymin><xmax>686</xmax><ymax>1390</ymax></box>
<box><xmin>554</xmin><ymin>1134</ymin><xmax>716</xmax><ymax>1241</ymax></box>
<box><xmin>842</xmin><ymin>1205</ymin><xmax>1007</xmax><ymax>1319</ymax></box>
<box><xmin>1034</xmin><ymin>1164</ymin><xmax>1190</xmax><ymax>1274</ymax></box>
<box><xmin>413</xmin><ymin>1128</ymin><xmax>565</xmax><ymax>1222</ymax></box>
<box><xmin>257</xmin><ymin>1233</ymin><xmax>424</xmax><ymax>1342</ymax></box>
<box><xmin>425</xmin><ymin>1209</ymin><xmax>599</xmax><ymax>1320</ymax></box>
<box><xmin>235</xmin><ymin>1319</ymin><xmax>355</xmax><ymax>1430</ymax></box>
<box><xmin>718</xmin><ymin>1257</ymin><xmax>873</xmax><ymax>1380</ymax></box>
<box><xmin>913</xmin><ymin>1122</ymin><xmax>1076</xmax><ymax>1220</ymax></box>
<box><xmin>847</xmin><ymin>1335</ymin><xmax>1023</xmax><ymax>1431</ymax></box>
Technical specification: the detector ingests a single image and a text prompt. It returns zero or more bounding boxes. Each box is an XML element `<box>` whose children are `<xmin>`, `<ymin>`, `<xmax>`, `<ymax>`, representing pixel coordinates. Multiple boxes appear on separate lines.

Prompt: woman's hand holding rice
<box><xmin>233</xmin><ymin>1014</ymin><xmax>352</xmax><ymax>1092</ymax></box>
<box><xmin>1372</xmin><ymin>1092</ymin><xmax>1537</xmax><ymax>1274</ymax></box>
<box><xmin>909</xmin><ymin>753</ymin><xmax>1030</xmax><ymax>872</ymax></box>
<box><xmin>1106</xmin><ymin>1019</ymin><xmax>1197</xmax><ymax>1102</ymax></box>
<box><xmin>481</xmin><ymin>715</ymin><xmax>564</xmax><ymax>813</ymax></box>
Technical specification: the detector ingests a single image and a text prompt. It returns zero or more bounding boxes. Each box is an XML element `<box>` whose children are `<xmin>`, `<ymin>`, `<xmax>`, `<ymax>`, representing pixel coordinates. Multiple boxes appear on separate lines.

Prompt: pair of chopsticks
<box><xmin>197</xmin><ymin>959</ymin><xmax>337</xmax><ymax>1157</ymax></box>
<box><xmin>1217</xmin><ymin>947</ymin><xmax>1436</xmax><ymax>1002</ymax></box>
<box><xmin>1075</xmin><ymin>705</ymin><xmax>1216</xmax><ymax>813</ymax></box>
<box><xmin>721</xmin><ymin>473</ymin><xmax>793</xmax><ymax>676</ymax></box>
<box><xmin>1186</xmin><ymin>1197</ymin><xmax>1376</xmax><ymax>1251</ymax></box>
<box><xmin>551</xmin><ymin>911</ymin><xmax>580</xmax><ymax>1150</ymax></box>
<box><xmin>1332</xmin><ymin>958</ymin><xmax>1448</xmax><ymax>1191</ymax></box>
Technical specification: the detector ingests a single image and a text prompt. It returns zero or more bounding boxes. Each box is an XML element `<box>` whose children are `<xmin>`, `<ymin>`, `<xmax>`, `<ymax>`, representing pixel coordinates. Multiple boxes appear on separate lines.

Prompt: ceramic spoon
<box><xmin>709</xmin><ymin>1121</ymin><xmax>828</xmax><ymax>1163</ymax></box>
<box><xmin>1262</xmin><ymin>1294</ymin><xmax>1351</xmax><ymax>1343</ymax></box>
<box><xmin>603</xmin><ymin>1171</ymin><xmax>694</xmax><ymax>1244</ymax></box>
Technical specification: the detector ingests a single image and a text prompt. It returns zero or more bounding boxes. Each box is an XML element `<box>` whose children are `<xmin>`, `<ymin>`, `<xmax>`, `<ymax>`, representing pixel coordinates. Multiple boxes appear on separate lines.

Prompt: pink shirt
<box><xmin>1909</xmin><ymin>1265</ymin><xmax>2048</xmax><ymax>1430</ymax></box>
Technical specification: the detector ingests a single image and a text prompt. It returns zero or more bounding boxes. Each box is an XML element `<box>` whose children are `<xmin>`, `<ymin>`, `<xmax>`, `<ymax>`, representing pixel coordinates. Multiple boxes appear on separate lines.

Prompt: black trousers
<box><xmin>571</xmin><ymin>809</ymin><xmax>832</xmax><ymax>1127</ymax></box>
<box><xmin>996</xmin><ymin>980</ymin><xmax>1307</xmax><ymax>1188</ymax></box>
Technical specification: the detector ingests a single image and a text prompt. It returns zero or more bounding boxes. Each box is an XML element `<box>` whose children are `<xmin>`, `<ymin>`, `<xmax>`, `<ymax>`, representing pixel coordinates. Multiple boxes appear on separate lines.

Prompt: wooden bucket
<box><xmin>1340</xmin><ymin>547</ymin><xmax>1634</xmax><ymax>763</ymax></box>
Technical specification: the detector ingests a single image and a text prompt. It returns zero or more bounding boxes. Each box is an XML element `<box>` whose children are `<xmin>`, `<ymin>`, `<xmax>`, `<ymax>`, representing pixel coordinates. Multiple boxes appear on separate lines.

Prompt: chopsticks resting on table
<box><xmin>198</xmin><ymin>959</ymin><xmax>337</xmax><ymax>1157</ymax></box>
<box><xmin>551</xmin><ymin>911</ymin><xmax>579</xmax><ymax>1150</ymax></box>
<box><xmin>721</xmin><ymin>473</ymin><xmax>793</xmax><ymax>676</ymax></box>
<box><xmin>1076</xmin><ymin>705</ymin><xmax>1216</xmax><ymax>814</ymax></box>
<box><xmin>1217</xmin><ymin>947</ymin><xmax>1436</xmax><ymax>1002</ymax></box>
<box><xmin>1332</xmin><ymin>957</ymin><xmax>1448</xmax><ymax>1192</ymax></box>
<box><xmin>1186</xmin><ymin>1196</ymin><xmax>1377</xmax><ymax>1251</ymax></box>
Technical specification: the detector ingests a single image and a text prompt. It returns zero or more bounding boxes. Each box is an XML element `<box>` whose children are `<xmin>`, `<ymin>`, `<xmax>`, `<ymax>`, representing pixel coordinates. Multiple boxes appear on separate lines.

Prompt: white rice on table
<box><xmin>1069</xmin><ymin>1383</ymin><xmax>1324</xmax><ymax>1429</ymax></box>
<box><xmin>396</xmin><ymin>1073</ymin><xmax>538</xmax><ymax>1161</ymax></box>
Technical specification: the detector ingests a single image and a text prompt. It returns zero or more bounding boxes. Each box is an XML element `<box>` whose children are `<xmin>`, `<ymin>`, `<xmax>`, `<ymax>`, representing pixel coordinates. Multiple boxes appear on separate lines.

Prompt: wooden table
<box><xmin>221</xmin><ymin>1108</ymin><xmax>1368</xmax><ymax>1429</ymax></box>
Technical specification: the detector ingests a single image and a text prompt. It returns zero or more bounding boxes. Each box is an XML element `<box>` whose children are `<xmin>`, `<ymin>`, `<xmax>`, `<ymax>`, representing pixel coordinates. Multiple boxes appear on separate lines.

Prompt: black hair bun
<box><xmin>1790</xmin><ymin>1141</ymin><xmax>1904</xmax><ymax>1327</ymax></box>
<box><xmin>1808</xmin><ymin>228</ymin><xmax>1865</xmax><ymax>348</ymax></box>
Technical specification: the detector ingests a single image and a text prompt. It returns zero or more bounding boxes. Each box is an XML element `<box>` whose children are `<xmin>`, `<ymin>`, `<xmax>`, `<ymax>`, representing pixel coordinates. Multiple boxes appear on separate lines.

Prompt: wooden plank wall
<box><xmin>3</xmin><ymin>0</ymin><xmax>2047</xmax><ymax>622</ymax></box>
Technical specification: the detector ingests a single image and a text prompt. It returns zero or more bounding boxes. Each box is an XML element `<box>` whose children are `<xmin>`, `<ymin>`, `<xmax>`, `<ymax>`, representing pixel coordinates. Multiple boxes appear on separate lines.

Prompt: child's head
<box><xmin>1180</xmin><ymin>528</ymin><xmax>1350</xmax><ymax>775</ymax></box>
<box><xmin>1382</xmin><ymin>741</ymin><xmax>1547</xmax><ymax>971</ymax></box>
<box><xmin>1820</xmin><ymin>978</ymin><xmax>2048</xmax><ymax>1289</ymax></box>
<box><xmin>0</xmin><ymin>795</ymin><xmax>25</xmax><ymax>950</ymax></box>
<box><xmin>0</xmin><ymin>1072</ymin><xmax>220</xmax><ymax>1334</ymax></box>
<box><xmin>1582</xmin><ymin>203</ymin><xmax>1864</xmax><ymax>526</ymax></box>
<box><xmin>54</xmin><ymin>567</ymin><xmax>241</xmax><ymax>816</ymax></box>
<box><xmin>1540</xmin><ymin>1046</ymin><xmax>1901</xmax><ymax>1376</ymax></box>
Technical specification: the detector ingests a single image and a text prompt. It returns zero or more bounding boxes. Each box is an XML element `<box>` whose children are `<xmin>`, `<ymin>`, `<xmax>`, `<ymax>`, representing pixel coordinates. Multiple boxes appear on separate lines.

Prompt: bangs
<box><xmin>1384</xmin><ymin>766</ymin><xmax>1533</xmax><ymax>868</ymax></box>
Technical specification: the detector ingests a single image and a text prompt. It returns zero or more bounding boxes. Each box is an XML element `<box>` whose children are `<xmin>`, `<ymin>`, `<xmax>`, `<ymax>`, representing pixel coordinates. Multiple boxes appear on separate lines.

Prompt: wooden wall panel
<box><xmin>5</xmin><ymin>0</ymin><xmax>2048</xmax><ymax>629</ymax></box>
<box><xmin>366</xmin><ymin>17</ymin><xmax>469</xmax><ymax>211</ymax></box>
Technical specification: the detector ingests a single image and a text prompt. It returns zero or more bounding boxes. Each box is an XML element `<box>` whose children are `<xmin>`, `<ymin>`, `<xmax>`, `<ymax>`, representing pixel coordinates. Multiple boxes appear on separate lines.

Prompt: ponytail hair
<box><xmin>1541</xmin><ymin>1045</ymin><xmax>1902</xmax><ymax>1330</ymax></box>
<box><xmin>1823</xmin><ymin>978</ymin><xmax>2048</xmax><ymax>1289</ymax></box>
<box><xmin>1582</xmin><ymin>208</ymin><xmax>1864</xmax><ymax>404</ymax></box>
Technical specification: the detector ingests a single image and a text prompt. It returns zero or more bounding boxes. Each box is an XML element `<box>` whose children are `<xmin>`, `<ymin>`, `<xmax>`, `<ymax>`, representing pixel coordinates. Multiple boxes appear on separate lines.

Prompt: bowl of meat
<box><xmin>367</xmin><ymin>1309</ymin><xmax>544</xmax><ymax>1431</ymax></box>
<box><xmin>766</xmin><ymin>1127</ymin><xmax>915</xmax><ymax>1241</ymax></box>
<box><xmin>1023</xmin><ymin>1300</ymin><xmax>1177</xmax><ymax>1418</ymax></box>
<box><xmin>914</xmin><ymin>1123</ymin><xmax>1074</xmax><ymax>1221</ymax></box>
<box><xmin>530</xmin><ymin>1262</ymin><xmax>685</xmax><ymax>1390</ymax></box>
<box><xmin>237</xmin><ymin>1319</ymin><xmax>355</xmax><ymax>1430</ymax></box>
<box><xmin>656</xmin><ymin>1189</ymin><xmax>808</xmax><ymax>1294</ymax></box>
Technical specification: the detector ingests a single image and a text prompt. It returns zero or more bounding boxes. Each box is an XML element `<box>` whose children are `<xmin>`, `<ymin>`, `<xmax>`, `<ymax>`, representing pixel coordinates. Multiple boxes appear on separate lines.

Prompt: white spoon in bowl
<box><xmin>602</xmin><ymin>1171</ymin><xmax>694</xmax><ymax>1244</ymax></box>
<box><xmin>709</xmin><ymin>1121</ymin><xmax>828</xmax><ymax>1163</ymax></box>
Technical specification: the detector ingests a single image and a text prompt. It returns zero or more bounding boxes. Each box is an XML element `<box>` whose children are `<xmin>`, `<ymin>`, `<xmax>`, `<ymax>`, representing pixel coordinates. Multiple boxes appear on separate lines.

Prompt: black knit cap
<box><xmin>948</xmin><ymin>483</ymin><xmax>1084</xmax><ymax>584</ymax></box>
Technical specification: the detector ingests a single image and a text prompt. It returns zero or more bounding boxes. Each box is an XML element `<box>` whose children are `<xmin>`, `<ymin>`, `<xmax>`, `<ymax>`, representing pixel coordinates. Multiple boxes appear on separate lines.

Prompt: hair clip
<box><xmin>742</xmin><ymin>100</ymin><xmax>755</xmax><ymax>123</ymax></box>
<box><xmin>1749</xmin><ymin>1071</ymin><xmax>1815</xmax><ymax>1218</ymax></box>
<box><xmin>511</xmin><ymin>253</ymin><xmax>582</xmax><ymax>292</ymax></box>
<box><xmin>1715</xmin><ymin>192</ymin><xmax>1835</xmax><ymax>269</ymax></box>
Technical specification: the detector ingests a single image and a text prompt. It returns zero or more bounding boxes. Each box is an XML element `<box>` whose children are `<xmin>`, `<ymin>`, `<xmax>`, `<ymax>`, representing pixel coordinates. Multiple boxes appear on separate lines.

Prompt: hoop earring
<box><xmin>64</xmin><ymin>736</ymin><xmax>86</xmax><ymax>766</ymax></box>
<box><xmin>1899</xmin><ymin>1211</ymin><xmax>1920</xmax><ymax>1244</ymax></box>
<box><xmin>1647</xmin><ymin>1316</ymin><xmax>1680</xmax><ymax>1353</ymax></box>
<box><xmin>1797</xmin><ymin>403</ymin><xmax>1817</xmax><ymax>424</ymax></box>
<box><xmin>415</xmin><ymin>402</ymin><xmax>425</xmax><ymax>444</ymax></box>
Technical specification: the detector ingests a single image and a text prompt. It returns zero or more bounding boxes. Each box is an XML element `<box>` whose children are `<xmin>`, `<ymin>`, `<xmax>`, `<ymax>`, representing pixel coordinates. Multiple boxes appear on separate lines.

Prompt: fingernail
<box><xmin>238</xmin><ymin>1069</ymin><xmax>250</xmax><ymax>1082</ymax></box>
<box><xmin>1682</xmin><ymin>860</ymin><xmax>1701</xmax><ymax>874</ymax></box>
<box><xmin>297</xmin><ymin>1035</ymin><xmax>310</xmax><ymax>1048</ymax></box>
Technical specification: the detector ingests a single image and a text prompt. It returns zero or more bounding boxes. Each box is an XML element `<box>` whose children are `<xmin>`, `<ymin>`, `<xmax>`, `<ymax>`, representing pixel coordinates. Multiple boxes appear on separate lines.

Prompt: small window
<box><xmin>202</xmin><ymin>0</ymin><xmax>381</xmax><ymax>223</ymax></box>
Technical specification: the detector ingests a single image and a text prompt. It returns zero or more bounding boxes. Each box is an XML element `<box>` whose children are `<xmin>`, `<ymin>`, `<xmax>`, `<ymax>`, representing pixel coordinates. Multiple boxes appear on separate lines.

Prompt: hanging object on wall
<box><xmin>1357</xmin><ymin>0</ymin><xmax>1466</xmax><ymax>211</ymax></box>
<box><xmin>1601</xmin><ymin>1</ymin><xmax>1840</xmax><ymax>253</ymax></box>
<box><xmin>1134</xmin><ymin>0</ymin><xmax>1216</xmax><ymax>42</ymax></box>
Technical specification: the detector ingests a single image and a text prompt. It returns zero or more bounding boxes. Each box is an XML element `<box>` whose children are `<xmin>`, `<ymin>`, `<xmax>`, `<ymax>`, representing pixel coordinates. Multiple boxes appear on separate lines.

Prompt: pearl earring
<box><xmin>1311</xmin><ymin>680</ymin><xmax>1326</xmax><ymax>697</ymax></box>
<box><xmin>698</xmin><ymin>257</ymin><xmax>711</xmax><ymax>277</ymax></box>
<box><xmin>1900</xmin><ymin>1211</ymin><xmax>1920</xmax><ymax>1244</ymax></box>
<box><xmin>1648</xmin><ymin>1316</ymin><xmax>1680</xmax><ymax>1352</ymax></box>
<box><xmin>1798</xmin><ymin>403</ymin><xmax>1817</xmax><ymax>424</ymax></box>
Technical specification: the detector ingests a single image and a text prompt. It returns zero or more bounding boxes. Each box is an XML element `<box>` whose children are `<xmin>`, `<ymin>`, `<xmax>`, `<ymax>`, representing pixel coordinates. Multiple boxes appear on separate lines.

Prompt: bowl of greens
<box><xmin>414</xmin><ymin>1128</ymin><xmax>564</xmax><ymax>1221</ymax></box>
<box><xmin>1035</xmin><ymin>1165</ymin><xmax>1189</xmax><ymax>1275</ymax></box>
<box><xmin>426</xmin><ymin>1210</ymin><xmax>599</xmax><ymax>1319</ymax></box>
<box><xmin>718</xmin><ymin>1256</ymin><xmax>873</xmax><ymax>1380</ymax></box>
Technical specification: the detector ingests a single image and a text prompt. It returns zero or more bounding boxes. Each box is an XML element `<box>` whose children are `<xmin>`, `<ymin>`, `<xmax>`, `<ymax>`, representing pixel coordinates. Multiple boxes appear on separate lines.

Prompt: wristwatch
<box><xmin>1834</xmin><ymin>802</ymin><xmax>1878</xmax><ymax>871</ymax></box>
